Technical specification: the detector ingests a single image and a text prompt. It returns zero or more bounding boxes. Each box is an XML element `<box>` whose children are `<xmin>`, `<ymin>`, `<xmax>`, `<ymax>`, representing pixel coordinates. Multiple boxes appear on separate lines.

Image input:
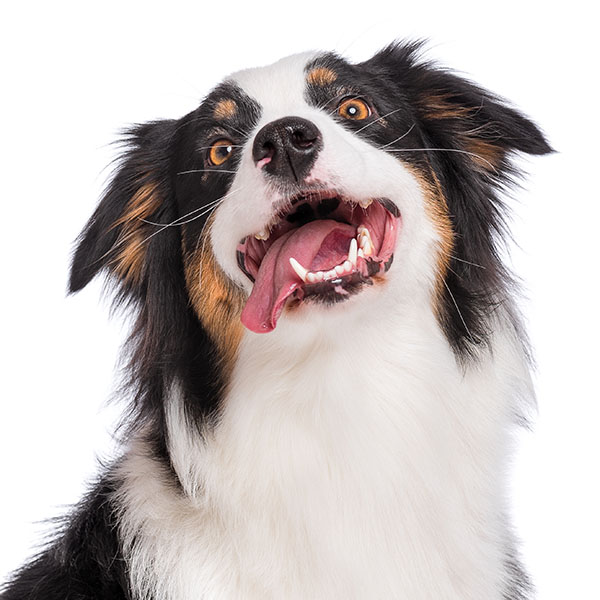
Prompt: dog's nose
<box><xmin>252</xmin><ymin>117</ymin><xmax>322</xmax><ymax>182</ymax></box>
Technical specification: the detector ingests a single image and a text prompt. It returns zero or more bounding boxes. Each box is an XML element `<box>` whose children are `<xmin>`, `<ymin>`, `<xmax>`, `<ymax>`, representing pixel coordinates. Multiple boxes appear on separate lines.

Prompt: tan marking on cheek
<box><xmin>111</xmin><ymin>182</ymin><xmax>161</xmax><ymax>285</ymax></box>
<box><xmin>406</xmin><ymin>165</ymin><xmax>454</xmax><ymax>313</ymax></box>
<box><xmin>213</xmin><ymin>99</ymin><xmax>238</xmax><ymax>120</ymax></box>
<box><xmin>183</xmin><ymin>218</ymin><xmax>245</xmax><ymax>378</ymax></box>
<box><xmin>306</xmin><ymin>67</ymin><xmax>338</xmax><ymax>86</ymax></box>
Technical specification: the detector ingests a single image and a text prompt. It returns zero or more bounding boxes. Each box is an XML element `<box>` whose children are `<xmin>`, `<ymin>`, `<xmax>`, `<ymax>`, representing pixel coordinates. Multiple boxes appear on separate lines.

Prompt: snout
<box><xmin>252</xmin><ymin>116</ymin><xmax>322</xmax><ymax>182</ymax></box>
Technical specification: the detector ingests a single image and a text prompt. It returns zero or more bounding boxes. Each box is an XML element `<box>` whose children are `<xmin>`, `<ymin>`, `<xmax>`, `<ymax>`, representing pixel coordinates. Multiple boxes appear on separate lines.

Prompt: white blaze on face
<box><xmin>210</xmin><ymin>53</ymin><xmax>443</xmax><ymax>332</ymax></box>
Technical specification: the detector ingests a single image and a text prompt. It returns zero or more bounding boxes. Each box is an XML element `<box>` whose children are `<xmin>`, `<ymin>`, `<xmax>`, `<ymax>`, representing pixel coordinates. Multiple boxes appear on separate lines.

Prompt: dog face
<box><xmin>210</xmin><ymin>52</ymin><xmax>428</xmax><ymax>339</ymax></box>
<box><xmin>69</xmin><ymin>42</ymin><xmax>550</xmax><ymax>419</ymax></box>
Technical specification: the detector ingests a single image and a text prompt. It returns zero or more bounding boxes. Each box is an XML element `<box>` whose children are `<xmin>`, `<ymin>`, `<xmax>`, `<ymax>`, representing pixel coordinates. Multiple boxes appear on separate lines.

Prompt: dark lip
<box><xmin>286</xmin><ymin>190</ymin><xmax>400</xmax><ymax>217</ymax></box>
<box><xmin>243</xmin><ymin>190</ymin><xmax>399</xmax><ymax>243</ymax></box>
<box><xmin>237</xmin><ymin>248</ymin><xmax>255</xmax><ymax>282</ymax></box>
<box><xmin>376</xmin><ymin>197</ymin><xmax>400</xmax><ymax>218</ymax></box>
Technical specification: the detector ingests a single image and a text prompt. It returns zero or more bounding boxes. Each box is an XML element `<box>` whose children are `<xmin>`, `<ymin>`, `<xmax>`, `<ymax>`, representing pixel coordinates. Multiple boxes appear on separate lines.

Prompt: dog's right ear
<box><xmin>69</xmin><ymin>119</ymin><xmax>177</xmax><ymax>297</ymax></box>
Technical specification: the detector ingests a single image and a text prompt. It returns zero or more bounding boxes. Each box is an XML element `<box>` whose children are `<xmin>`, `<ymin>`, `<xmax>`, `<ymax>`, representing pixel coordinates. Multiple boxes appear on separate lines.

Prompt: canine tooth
<box><xmin>359</xmin><ymin>198</ymin><xmax>373</xmax><ymax>209</ymax></box>
<box><xmin>255</xmin><ymin>230</ymin><xmax>270</xmax><ymax>241</ymax></box>
<box><xmin>289</xmin><ymin>257</ymin><xmax>308</xmax><ymax>282</ymax></box>
<box><xmin>348</xmin><ymin>238</ymin><xmax>357</xmax><ymax>267</ymax></box>
<box><xmin>358</xmin><ymin>225</ymin><xmax>372</xmax><ymax>239</ymax></box>
<box><xmin>357</xmin><ymin>227</ymin><xmax>374</xmax><ymax>253</ymax></box>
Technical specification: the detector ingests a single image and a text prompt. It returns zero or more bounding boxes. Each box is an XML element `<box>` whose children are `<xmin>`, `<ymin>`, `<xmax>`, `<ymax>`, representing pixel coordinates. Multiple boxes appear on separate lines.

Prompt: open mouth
<box><xmin>236</xmin><ymin>191</ymin><xmax>401</xmax><ymax>333</ymax></box>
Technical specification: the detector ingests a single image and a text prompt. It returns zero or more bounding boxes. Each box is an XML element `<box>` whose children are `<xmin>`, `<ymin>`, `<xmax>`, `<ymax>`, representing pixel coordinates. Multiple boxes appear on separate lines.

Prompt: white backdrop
<box><xmin>1</xmin><ymin>1</ymin><xmax>598</xmax><ymax>598</ymax></box>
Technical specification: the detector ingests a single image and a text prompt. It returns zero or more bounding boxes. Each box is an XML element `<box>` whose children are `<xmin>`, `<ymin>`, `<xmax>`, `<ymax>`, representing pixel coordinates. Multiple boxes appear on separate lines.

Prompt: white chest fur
<box><xmin>117</xmin><ymin>302</ymin><xmax>530</xmax><ymax>600</ymax></box>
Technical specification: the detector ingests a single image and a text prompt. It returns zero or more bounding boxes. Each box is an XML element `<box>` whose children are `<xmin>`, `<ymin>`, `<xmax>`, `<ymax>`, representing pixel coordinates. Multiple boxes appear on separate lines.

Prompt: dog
<box><xmin>2</xmin><ymin>41</ymin><xmax>551</xmax><ymax>599</ymax></box>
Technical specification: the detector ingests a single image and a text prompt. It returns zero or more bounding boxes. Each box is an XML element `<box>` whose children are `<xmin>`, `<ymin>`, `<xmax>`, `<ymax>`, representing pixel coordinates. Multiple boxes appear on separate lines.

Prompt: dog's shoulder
<box><xmin>1</xmin><ymin>474</ymin><xmax>129</xmax><ymax>600</ymax></box>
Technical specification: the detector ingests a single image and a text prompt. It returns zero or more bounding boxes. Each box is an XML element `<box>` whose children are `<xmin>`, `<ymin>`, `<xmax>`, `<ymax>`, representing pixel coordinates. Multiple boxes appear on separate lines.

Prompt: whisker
<box><xmin>226</xmin><ymin>124</ymin><xmax>251</xmax><ymax>138</ymax></box>
<box><xmin>461</xmin><ymin>123</ymin><xmax>494</xmax><ymax>137</ymax></box>
<box><xmin>355</xmin><ymin>108</ymin><xmax>408</xmax><ymax>134</ymax></box>
<box><xmin>93</xmin><ymin>186</ymin><xmax>245</xmax><ymax>270</ymax></box>
<box><xmin>195</xmin><ymin>145</ymin><xmax>245</xmax><ymax>152</ymax></box>
<box><xmin>378</xmin><ymin>124</ymin><xmax>416</xmax><ymax>149</ymax></box>
<box><xmin>165</xmin><ymin>202</ymin><xmax>225</xmax><ymax>227</ymax></box>
<box><xmin>323</xmin><ymin>93</ymin><xmax>363</xmax><ymax>117</ymax></box>
<box><xmin>139</xmin><ymin>196</ymin><xmax>224</xmax><ymax>227</ymax></box>
<box><xmin>449</xmin><ymin>255</ymin><xmax>486</xmax><ymax>270</ymax></box>
<box><xmin>124</xmin><ymin>188</ymin><xmax>244</xmax><ymax>262</ymax></box>
<box><xmin>385</xmin><ymin>147</ymin><xmax>497</xmax><ymax>173</ymax></box>
<box><xmin>442</xmin><ymin>279</ymin><xmax>475</xmax><ymax>343</ymax></box>
<box><xmin>197</xmin><ymin>214</ymin><xmax>215</xmax><ymax>290</ymax></box>
<box><xmin>316</xmin><ymin>91</ymin><xmax>354</xmax><ymax>112</ymax></box>
<box><xmin>177</xmin><ymin>169</ymin><xmax>239</xmax><ymax>176</ymax></box>
<box><xmin>142</xmin><ymin>185</ymin><xmax>244</xmax><ymax>232</ymax></box>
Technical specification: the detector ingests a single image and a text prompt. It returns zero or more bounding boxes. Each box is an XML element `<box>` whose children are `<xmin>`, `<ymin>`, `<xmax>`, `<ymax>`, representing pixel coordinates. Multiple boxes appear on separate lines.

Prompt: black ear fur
<box><xmin>68</xmin><ymin>117</ymin><xmax>227</xmax><ymax>448</ymax></box>
<box><xmin>364</xmin><ymin>42</ymin><xmax>553</xmax><ymax>166</ymax></box>
<box><xmin>364</xmin><ymin>42</ymin><xmax>552</xmax><ymax>357</ymax></box>
<box><xmin>69</xmin><ymin>119</ymin><xmax>177</xmax><ymax>296</ymax></box>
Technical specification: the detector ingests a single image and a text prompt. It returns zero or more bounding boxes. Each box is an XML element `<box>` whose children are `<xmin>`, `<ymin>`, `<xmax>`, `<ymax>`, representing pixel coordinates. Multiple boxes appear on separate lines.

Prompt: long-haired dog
<box><xmin>2</xmin><ymin>42</ymin><xmax>551</xmax><ymax>599</ymax></box>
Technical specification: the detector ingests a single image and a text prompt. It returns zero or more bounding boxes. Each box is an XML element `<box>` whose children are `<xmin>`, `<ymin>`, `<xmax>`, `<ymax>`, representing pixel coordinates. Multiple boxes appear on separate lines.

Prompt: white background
<box><xmin>1</xmin><ymin>1</ymin><xmax>598</xmax><ymax>598</ymax></box>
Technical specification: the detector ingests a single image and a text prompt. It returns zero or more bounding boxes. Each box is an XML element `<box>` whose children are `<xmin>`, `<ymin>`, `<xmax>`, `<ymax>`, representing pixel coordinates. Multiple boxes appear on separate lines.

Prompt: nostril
<box><xmin>256</xmin><ymin>143</ymin><xmax>275</xmax><ymax>169</ymax></box>
<box><xmin>291</xmin><ymin>129</ymin><xmax>316</xmax><ymax>149</ymax></box>
<box><xmin>252</xmin><ymin>117</ymin><xmax>322</xmax><ymax>179</ymax></box>
<box><xmin>256</xmin><ymin>142</ymin><xmax>275</xmax><ymax>161</ymax></box>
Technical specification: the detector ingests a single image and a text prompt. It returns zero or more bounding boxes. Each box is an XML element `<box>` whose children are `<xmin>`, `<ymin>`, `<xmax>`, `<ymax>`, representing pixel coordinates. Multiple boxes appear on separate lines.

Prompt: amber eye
<box><xmin>338</xmin><ymin>97</ymin><xmax>371</xmax><ymax>120</ymax></box>
<box><xmin>209</xmin><ymin>139</ymin><xmax>234</xmax><ymax>166</ymax></box>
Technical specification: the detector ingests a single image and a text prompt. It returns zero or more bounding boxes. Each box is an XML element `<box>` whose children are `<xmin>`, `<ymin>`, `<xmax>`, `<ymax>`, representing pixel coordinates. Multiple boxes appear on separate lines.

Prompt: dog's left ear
<box><xmin>69</xmin><ymin>119</ymin><xmax>177</xmax><ymax>297</ymax></box>
<box><xmin>364</xmin><ymin>42</ymin><xmax>553</xmax><ymax>170</ymax></box>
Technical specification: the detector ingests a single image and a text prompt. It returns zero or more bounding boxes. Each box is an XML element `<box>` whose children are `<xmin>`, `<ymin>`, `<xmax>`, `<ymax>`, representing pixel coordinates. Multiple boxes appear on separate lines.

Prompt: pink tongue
<box><xmin>241</xmin><ymin>220</ymin><xmax>356</xmax><ymax>333</ymax></box>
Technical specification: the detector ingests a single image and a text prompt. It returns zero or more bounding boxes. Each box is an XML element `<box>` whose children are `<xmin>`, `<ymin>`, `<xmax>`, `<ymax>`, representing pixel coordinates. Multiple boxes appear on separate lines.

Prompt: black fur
<box><xmin>2</xmin><ymin>476</ymin><xmax>129</xmax><ymax>599</ymax></box>
<box><xmin>2</xmin><ymin>42</ymin><xmax>549</xmax><ymax>599</ymax></box>
<box><xmin>307</xmin><ymin>42</ymin><xmax>552</xmax><ymax>357</ymax></box>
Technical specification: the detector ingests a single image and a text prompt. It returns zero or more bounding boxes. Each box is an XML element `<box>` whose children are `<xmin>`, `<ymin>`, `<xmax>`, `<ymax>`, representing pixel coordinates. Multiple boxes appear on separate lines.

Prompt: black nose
<box><xmin>252</xmin><ymin>117</ymin><xmax>322</xmax><ymax>182</ymax></box>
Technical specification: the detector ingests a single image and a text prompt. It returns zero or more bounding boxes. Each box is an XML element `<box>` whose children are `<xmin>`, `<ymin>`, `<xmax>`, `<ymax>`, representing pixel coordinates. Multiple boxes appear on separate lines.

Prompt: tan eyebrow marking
<box><xmin>213</xmin><ymin>99</ymin><xmax>238</xmax><ymax>120</ymax></box>
<box><xmin>306</xmin><ymin>67</ymin><xmax>338</xmax><ymax>86</ymax></box>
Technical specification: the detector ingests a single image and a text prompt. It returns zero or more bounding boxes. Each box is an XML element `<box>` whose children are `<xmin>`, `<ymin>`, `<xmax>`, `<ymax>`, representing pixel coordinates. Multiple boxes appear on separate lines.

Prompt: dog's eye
<box><xmin>209</xmin><ymin>139</ymin><xmax>234</xmax><ymax>166</ymax></box>
<box><xmin>337</xmin><ymin>98</ymin><xmax>371</xmax><ymax>121</ymax></box>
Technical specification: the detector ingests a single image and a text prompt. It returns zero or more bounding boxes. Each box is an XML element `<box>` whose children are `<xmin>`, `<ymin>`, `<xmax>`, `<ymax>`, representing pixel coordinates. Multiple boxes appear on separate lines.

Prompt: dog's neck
<box><xmin>115</xmin><ymin>300</ymin><xmax>530</xmax><ymax>599</ymax></box>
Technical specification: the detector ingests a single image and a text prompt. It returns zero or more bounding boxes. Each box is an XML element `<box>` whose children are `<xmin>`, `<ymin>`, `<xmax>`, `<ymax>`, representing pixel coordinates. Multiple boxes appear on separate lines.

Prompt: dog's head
<box><xmin>70</xmin><ymin>42</ymin><xmax>550</xmax><ymax>415</ymax></box>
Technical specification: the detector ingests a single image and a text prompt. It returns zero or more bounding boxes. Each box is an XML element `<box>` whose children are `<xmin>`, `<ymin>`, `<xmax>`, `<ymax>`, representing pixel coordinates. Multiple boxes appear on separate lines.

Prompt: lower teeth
<box><xmin>288</xmin><ymin>226</ymin><xmax>375</xmax><ymax>284</ymax></box>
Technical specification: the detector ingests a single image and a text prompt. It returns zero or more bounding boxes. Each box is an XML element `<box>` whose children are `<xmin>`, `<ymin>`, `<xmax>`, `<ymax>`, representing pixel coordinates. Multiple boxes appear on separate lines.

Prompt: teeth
<box><xmin>348</xmin><ymin>238</ymin><xmax>357</xmax><ymax>267</ymax></box>
<box><xmin>255</xmin><ymin>229</ymin><xmax>270</xmax><ymax>241</ymax></box>
<box><xmin>291</xmin><ymin>232</ymin><xmax>369</xmax><ymax>287</ymax></box>
<box><xmin>289</xmin><ymin>257</ymin><xmax>308</xmax><ymax>282</ymax></box>
<box><xmin>358</xmin><ymin>198</ymin><xmax>373</xmax><ymax>209</ymax></box>
<box><xmin>357</xmin><ymin>226</ymin><xmax>374</xmax><ymax>256</ymax></box>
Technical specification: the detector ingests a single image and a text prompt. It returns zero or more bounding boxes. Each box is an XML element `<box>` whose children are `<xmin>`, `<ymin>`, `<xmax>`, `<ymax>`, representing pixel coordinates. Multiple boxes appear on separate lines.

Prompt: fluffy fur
<box><xmin>2</xmin><ymin>42</ymin><xmax>551</xmax><ymax>599</ymax></box>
